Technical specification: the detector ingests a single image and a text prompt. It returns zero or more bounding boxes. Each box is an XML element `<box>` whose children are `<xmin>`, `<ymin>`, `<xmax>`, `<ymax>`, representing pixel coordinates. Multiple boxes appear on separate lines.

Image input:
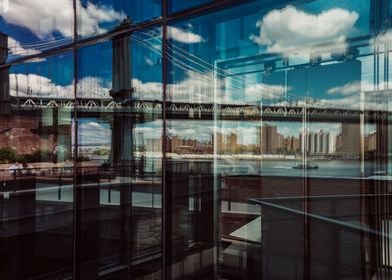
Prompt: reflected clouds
<box><xmin>325</xmin><ymin>80</ymin><xmax>392</xmax><ymax>110</ymax></box>
<box><xmin>167</xmin><ymin>26</ymin><xmax>203</xmax><ymax>44</ymax></box>
<box><xmin>0</xmin><ymin>0</ymin><xmax>125</xmax><ymax>38</ymax></box>
<box><xmin>9</xmin><ymin>73</ymin><xmax>111</xmax><ymax>99</ymax></box>
<box><xmin>251</xmin><ymin>5</ymin><xmax>358</xmax><ymax>58</ymax></box>
<box><xmin>327</xmin><ymin>81</ymin><xmax>362</xmax><ymax>96</ymax></box>
<box><xmin>8</xmin><ymin>37</ymin><xmax>41</xmax><ymax>56</ymax></box>
<box><xmin>78</xmin><ymin>120</ymin><xmax>111</xmax><ymax>145</ymax></box>
<box><xmin>245</xmin><ymin>83</ymin><xmax>289</xmax><ymax>101</ymax></box>
<box><xmin>76</xmin><ymin>1</ymin><xmax>125</xmax><ymax>36</ymax></box>
<box><xmin>15</xmin><ymin>69</ymin><xmax>390</xmax><ymax>112</ymax></box>
<box><xmin>370</xmin><ymin>29</ymin><xmax>392</xmax><ymax>51</ymax></box>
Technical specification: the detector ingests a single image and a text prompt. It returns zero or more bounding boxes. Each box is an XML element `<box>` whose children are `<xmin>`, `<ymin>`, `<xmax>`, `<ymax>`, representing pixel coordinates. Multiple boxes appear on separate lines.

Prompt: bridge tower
<box><xmin>0</xmin><ymin>32</ymin><xmax>10</xmax><ymax>115</ymax></box>
<box><xmin>109</xmin><ymin>19</ymin><xmax>134</xmax><ymax>170</ymax></box>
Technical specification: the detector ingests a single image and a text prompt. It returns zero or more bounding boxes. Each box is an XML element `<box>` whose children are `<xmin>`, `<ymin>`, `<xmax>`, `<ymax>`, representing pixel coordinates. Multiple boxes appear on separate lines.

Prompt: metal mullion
<box><xmin>161</xmin><ymin>0</ymin><xmax>168</xmax><ymax>278</ymax></box>
<box><xmin>72</xmin><ymin>0</ymin><xmax>80</xmax><ymax>279</ymax></box>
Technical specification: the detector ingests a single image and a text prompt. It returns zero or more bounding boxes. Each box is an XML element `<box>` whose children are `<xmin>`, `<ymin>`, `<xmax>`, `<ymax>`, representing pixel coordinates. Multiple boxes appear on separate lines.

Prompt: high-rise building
<box><xmin>341</xmin><ymin>123</ymin><xmax>361</xmax><ymax>155</ymax></box>
<box><xmin>258</xmin><ymin>124</ymin><xmax>279</xmax><ymax>154</ymax></box>
<box><xmin>284</xmin><ymin>136</ymin><xmax>300</xmax><ymax>153</ymax></box>
<box><xmin>327</xmin><ymin>132</ymin><xmax>337</xmax><ymax>154</ymax></box>
<box><xmin>300</xmin><ymin>130</ymin><xmax>336</xmax><ymax>154</ymax></box>
<box><xmin>146</xmin><ymin>138</ymin><xmax>162</xmax><ymax>153</ymax></box>
<box><xmin>366</xmin><ymin>131</ymin><xmax>377</xmax><ymax>152</ymax></box>
<box><xmin>216</xmin><ymin>132</ymin><xmax>224</xmax><ymax>153</ymax></box>
<box><xmin>227</xmin><ymin>132</ymin><xmax>238</xmax><ymax>154</ymax></box>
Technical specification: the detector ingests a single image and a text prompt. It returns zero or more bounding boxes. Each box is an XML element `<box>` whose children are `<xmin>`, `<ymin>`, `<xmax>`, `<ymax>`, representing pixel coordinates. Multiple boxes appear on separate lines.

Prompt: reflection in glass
<box><xmin>2</xmin><ymin>0</ymin><xmax>392</xmax><ymax>279</ymax></box>
<box><xmin>168</xmin><ymin>0</ymin><xmax>214</xmax><ymax>13</ymax></box>
<box><xmin>77</xmin><ymin>0</ymin><xmax>161</xmax><ymax>38</ymax></box>
<box><xmin>0</xmin><ymin>50</ymin><xmax>74</xmax><ymax>279</ymax></box>
<box><xmin>0</xmin><ymin>0</ymin><xmax>74</xmax><ymax>61</ymax></box>
<box><xmin>75</xmin><ymin>26</ymin><xmax>162</xmax><ymax>278</ymax></box>
<box><xmin>165</xmin><ymin>0</ymin><xmax>392</xmax><ymax>279</ymax></box>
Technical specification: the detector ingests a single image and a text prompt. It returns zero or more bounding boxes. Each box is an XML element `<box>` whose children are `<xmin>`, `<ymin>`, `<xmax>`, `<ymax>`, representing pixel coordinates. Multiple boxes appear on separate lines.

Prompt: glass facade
<box><xmin>1</xmin><ymin>0</ymin><xmax>392</xmax><ymax>279</ymax></box>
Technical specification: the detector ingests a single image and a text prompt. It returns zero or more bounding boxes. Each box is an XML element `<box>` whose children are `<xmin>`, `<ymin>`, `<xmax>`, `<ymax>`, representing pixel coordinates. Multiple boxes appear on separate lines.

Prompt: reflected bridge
<box><xmin>10</xmin><ymin>96</ymin><xmax>392</xmax><ymax>124</ymax></box>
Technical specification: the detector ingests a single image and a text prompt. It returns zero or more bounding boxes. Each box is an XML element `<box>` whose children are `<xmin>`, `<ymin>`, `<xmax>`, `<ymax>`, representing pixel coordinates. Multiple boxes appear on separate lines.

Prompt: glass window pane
<box><xmin>77</xmin><ymin>0</ymin><xmax>161</xmax><ymax>39</ymax></box>
<box><xmin>164</xmin><ymin>0</ymin><xmax>385</xmax><ymax>279</ymax></box>
<box><xmin>75</xmin><ymin>26</ymin><xmax>162</xmax><ymax>278</ymax></box>
<box><xmin>0</xmin><ymin>51</ymin><xmax>74</xmax><ymax>279</ymax></box>
<box><xmin>168</xmin><ymin>0</ymin><xmax>214</xmax><ymax>13</ymax></box>
<box><xmin>4</xmin><ymin>0</ymin><xmax>392</xmax><ymax>279</ymax></box>
<box><xmin>0</xmin><ymin>1</ymin><xmax>73</xmax><ymax>62</ymax></box>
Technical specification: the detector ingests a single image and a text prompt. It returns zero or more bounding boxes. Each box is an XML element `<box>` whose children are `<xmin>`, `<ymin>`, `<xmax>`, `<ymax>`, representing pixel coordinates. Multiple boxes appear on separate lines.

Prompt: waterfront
<box><xmin>139</xmin><ymin>157</ymin><xmax>387</xmax><ymax>178</ymax></box>
<box><xmin>216</xmin><ymin>159</ymin><xmax>382</xmax><ymax>178</ymax></box>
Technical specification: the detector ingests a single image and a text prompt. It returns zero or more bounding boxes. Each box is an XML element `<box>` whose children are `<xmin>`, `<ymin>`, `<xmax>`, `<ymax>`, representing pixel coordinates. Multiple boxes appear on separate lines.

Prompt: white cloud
<box><xmin>84</xmin><ymin>121</ymin><xmax>102</xmax><ymax>129</ymax></box>
<box><xmin>9</xmin><ymin>72</ymin><xmax>161</xmax><ymax>101</ymax></box>
<box><xmin>78</xmin><ymin>121</ymin><xmax>111</xmax><ymax>144</ymax></box>
<box><xmin>77</xmin><ymin>76</ymin><xmax>111</xmax><ymax>98</ymax></box>
<box><xmin>0</xmin><ymin>0</ymin><xmax>125</xmax><ymax>38</ymax></box>
<box><xmin>369</xmin><ymin>29</ymin><xmax>392</xmax><ymax>52</ymax></box>
<box><xmin>132</xmin><ymin>78</ymin><xmax>162</xmax><ymax>100</ymax></box>
<box><xmin>314</xmin><ymin>86</ymin><xmax>392</xmax><ymax>111</ymax></box>
<box><xmin>9</xmin><ymin>73</ymin><xmax>112</xmax><ymax>99</ymax></box>
<box><xmin>327</xmin><ymin>80</ymin><xmax>392</xmax><ymax>96</ymax></box>
<box><xmin>371</xmin><ymin>30</ymin><xmax>392</xmax><ymax>44</ymax></box>
<box><xmin>322</xmin><ymin>78</ymin><xmax>392</xmax><ymax>111</ymax></box>
<box><xmin>77</xmin><ymin>2</ymin><xmax>125</xmax><ymax>36</ymax></box>
<box><xmin>8</xmin><ymin>37</ymin><xmax>41</xmax><ymax>56</ymax></box>
<box><xmin>167</xmin><ymin>71</ymin><xmax>239</xmax><ymax>103</ymax></box>
<box><xmin>251</xmin><ymin>6</ymin><xmax>358</xmax><ymax>57</ymax></box>
<box><xmin>9</xmin><ymin>73</ymin><xmax>163</xmax><ymax>101</ymax></box>
<box><xmin>167</xmin><ymin>26</ymin><xmax>203</xmax><ymax>44</ymax></box>
<box><xmin>327</xmin><ymin>81</ymin><xmax>361</xmax><ymax>95</ymax></box>
<box><xmin>245</xmin><ymin>83</ymin><xmax>289</xmax><ymax>101</ymax></box>
<box><xmin>167</xmin><ymin>71</ymin><xmax>220</xmax><ymax>102</ymax></box>
<box><xmin>10</xmin><ymin>73</ymin><xmax>72</xmax><ymax>98</ymax></box>
<box><xmin>7</xmin><ymin>70</ymin><xmax>290</xmax><ymax>106</ymax></box>
<box><xmin>135</xmin><ymin>71</ymin><xmax>289</xmax><ymax>104</ymax></box>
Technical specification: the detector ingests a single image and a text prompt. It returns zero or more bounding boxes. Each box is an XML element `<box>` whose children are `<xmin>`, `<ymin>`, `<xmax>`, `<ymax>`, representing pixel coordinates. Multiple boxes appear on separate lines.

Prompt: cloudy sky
<box><xmin>0</xmin><ymin>0</ymin><xmax>388</xmax><ymax>145</ymax></box>
<box><xmin>78</xmin><ymin>118</ymin><xmax>111</xmax><ymax>145</ymax></box>
<box><xmin>0</xmin><ymin>0</ymin><xmax>378</xmax><ymax>102</ymax></box>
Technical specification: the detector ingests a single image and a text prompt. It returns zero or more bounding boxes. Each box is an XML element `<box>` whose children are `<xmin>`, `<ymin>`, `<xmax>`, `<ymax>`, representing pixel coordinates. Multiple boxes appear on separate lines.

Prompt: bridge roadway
<box><xmin>9</xmin><ymin>97</ymin><xmax>392</xmax><ymax>123</ymax></box>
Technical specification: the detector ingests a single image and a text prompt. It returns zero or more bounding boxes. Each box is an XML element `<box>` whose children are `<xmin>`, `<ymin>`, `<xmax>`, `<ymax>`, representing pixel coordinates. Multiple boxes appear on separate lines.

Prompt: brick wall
<box><xmin>0</xmin><ymin>115</ymin><xmax>56</xmax><ymax>154</ymax></box>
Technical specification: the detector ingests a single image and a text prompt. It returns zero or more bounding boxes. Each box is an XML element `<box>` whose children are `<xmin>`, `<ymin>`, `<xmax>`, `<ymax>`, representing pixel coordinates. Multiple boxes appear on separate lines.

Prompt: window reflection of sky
<box><xmin>0</xmin><ymin>0</ymin><xmax>160</xmax><ymax>61</ymax></box>
<box><xmin>2</xmin><ymin>0</ymin><xmax>388</xmax><ymax>113</ymax></box>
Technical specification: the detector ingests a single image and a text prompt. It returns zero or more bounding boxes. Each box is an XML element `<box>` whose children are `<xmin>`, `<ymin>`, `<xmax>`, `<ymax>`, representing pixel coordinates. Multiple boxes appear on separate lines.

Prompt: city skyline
<box><xmin>136</xmin><ymin>123</ymin><xmax>378</xmax><ymax>156</ymax></box>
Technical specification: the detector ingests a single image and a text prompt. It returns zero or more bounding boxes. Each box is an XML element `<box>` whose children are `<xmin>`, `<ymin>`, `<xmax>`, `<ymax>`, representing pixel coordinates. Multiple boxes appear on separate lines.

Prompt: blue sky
<box><xmin>0</xmin><ymin>0</ymin><xmax>385</xmax><ymax>145</ymax></box>
<box><xmin>2</xmin><ymin>0</ymin><xmax>374</xmax><ymax>99</ymax></box>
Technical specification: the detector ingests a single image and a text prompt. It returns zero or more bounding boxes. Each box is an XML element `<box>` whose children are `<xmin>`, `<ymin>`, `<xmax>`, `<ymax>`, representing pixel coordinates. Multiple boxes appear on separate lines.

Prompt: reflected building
<box><xmin>284</xmin><ymin>136</ymin><xmax>300</xmax><ymax>153</ymax></box>
<box><xmin>227</xmin><ymin>132</ymin><xmax>238</xmax><ymax>154</ymax></box>
<box><xmin>215</xmin><ymin>132</ymin><xmax>238</xmax><ymax>154</ymax></box>
<box><xmin>366</xmin><ymin>131</ymin><xmax>377</xmax><ymax>152</ymax></box>
<box><xmin>146</xmin><ymin>138</ymin><xmax>162</xmax><ymax>153</ymax></box>
<box><xmin>258</xmin><ymin>124</ymin><xmax>281</xmax><ymax>154</ymax></box>
<box><xmin>300</xmin><ymin>130</ymin><xmax>336</xmax><ymax>155</ymax></box>
<box><xmin>341</xmin><ymin>123</ymin><xmax>361</xmax><ymax>156</ymax></box>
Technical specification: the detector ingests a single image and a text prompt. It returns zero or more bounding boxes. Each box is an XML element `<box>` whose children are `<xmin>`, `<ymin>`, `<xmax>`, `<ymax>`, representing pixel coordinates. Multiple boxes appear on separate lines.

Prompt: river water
<box><xmin>144</xmin><ymin>157</ymin><xmax>388</xmax><ymax>178</ymax></box>
<box><xmin>214</xmin><ymin>159</ymin><xmax>387</xmax><ymax>178</ymax></box>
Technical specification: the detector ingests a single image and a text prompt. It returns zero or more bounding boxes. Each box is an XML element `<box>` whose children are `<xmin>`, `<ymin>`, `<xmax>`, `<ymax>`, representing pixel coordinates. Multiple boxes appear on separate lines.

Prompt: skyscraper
<box><xmin>341</xmin><ymin>123</ymin><xmax>361</xmax><ymax>155</ymax></box>
<box><xmin>258</xmin><ymin>124</ymin><xmax>280</xmax><ymax>154</ymax></box>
